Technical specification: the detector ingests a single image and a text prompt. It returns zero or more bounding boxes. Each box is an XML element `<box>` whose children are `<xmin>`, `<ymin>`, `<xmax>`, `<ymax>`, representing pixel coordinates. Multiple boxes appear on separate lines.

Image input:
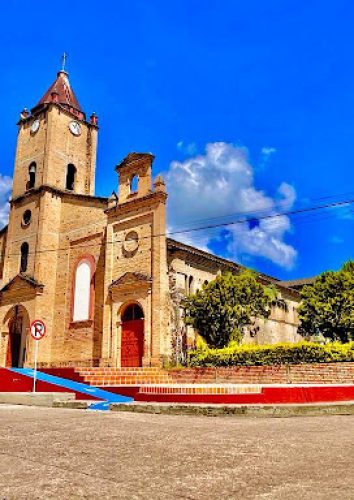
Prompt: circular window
<box><xmin>22</xmin><ymin>210</ymin><xmax>32</xmax><ymax>226</ymax></box>
<box><xmin>123</xmin><ymin>231</ymin><xmax>139</xmax><ymax>254</ymax></box>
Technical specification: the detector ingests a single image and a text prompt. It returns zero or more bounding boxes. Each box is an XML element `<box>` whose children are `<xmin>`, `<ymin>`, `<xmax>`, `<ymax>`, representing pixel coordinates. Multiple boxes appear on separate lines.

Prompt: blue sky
<box><xmin>0</xmin><ymin>0</ymin><xmax>353</xmax><ymax>280</ymax></box>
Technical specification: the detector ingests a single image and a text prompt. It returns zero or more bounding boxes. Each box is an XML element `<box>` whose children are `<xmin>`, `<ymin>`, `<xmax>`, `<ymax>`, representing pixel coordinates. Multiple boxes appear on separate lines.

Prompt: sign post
<box><xmin>30</xmin><ymin>319</ymin><xmax>46</xmax><ymax>393</ymax></box>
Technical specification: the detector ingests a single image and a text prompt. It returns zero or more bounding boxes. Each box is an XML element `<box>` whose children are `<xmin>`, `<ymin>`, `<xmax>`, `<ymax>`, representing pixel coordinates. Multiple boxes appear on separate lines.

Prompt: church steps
<box><xmin>74</xmin><ymin>367</ymin><xmax>175</xmax><ymax>386</ymax></box>
<box><xmin>75</xmin><ymin>367</ymin><xmax>262</xmax><ymax>386</ymax></box>
<box><xmin>73</xmin><ymin>366</ymin><xmax>319</xmax><ymax>386</ymax></box>
<box><xmin>84</xmin><ymin>376</ymin><xmax>172</xmax><ymax>383</ymax></box>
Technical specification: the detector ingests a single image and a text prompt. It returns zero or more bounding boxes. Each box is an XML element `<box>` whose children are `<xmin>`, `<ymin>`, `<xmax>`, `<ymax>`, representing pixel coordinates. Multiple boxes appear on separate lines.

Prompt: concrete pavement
<box><xmin>0</xmin><ymin>405</ymin><xmax>353</xmax><ymax>499</ymax></box>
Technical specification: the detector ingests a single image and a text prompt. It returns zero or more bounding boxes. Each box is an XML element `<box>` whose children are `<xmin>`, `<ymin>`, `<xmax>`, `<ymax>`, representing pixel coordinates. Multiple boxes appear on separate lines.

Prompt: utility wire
<box><xmin>2</xmin><ymin>196</ymin><xmax>353</xmax><ymax>257</ymax></box>
<box><xmin>169</xmin><ymin>198</ymin><xmax>354</xmax><ymax>237</ymax></box>
<box><xmin>169</xmin><ymin>189</ymin><xmax>354</xmax><ymax>228</ymax></box>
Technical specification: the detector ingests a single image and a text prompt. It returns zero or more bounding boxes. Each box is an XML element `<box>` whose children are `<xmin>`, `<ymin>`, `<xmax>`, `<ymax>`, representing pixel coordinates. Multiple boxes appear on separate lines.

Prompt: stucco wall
<box><xmin>167</xmin><ymin>240</ymin><xmax>302</xmax><ymax>351</ymax></box>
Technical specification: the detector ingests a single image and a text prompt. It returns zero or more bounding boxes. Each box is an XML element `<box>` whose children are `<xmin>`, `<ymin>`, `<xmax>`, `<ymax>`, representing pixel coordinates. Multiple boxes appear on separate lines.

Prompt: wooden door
<box><xmin>121</xmin><ymin>319</ymin><xmax>144</xmax><ymax>367</ymax></box>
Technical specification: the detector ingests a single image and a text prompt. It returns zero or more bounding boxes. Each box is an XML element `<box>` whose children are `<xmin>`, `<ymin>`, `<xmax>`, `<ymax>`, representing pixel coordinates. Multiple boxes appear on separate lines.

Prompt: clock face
<box><xmin>31</xmin><ymin>119</ymin><xmax>40</xmax><ymax>134</ymax></box>
<box><xmin>69</xmin><ymin>121</ymin><xmax>82</xmax><ymax>136</ymax></box>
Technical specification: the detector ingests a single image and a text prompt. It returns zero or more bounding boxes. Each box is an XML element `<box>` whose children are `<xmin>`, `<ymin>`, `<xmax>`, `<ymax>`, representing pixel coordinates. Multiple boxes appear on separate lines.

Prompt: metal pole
<box><xmin>33</xmin><ymin>340</ymin><xmax>39</xmax><ymax>393</ymax></box>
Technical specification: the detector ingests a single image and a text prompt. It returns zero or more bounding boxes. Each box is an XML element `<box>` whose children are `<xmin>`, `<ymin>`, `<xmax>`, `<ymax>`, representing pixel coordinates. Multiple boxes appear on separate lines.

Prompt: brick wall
<box><xmin>167</xmin><ymin>363</ymin><xmax>354</xmax><ymax>384</ymax></box>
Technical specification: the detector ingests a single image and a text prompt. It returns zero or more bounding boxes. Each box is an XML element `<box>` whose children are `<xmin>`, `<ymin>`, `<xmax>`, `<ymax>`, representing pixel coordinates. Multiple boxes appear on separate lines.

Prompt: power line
<box><xmin>169</xmin><ymin>198</ymin><xmax>354</xmax><ymax>237</ymax></box>
<box><xmin>169</xmin><ymin>189</ymin><xmax>354</xmax><ymax>229</ymax></box>
<box><xmin>3</xmin><ymin>196</ymin><xmax>353</xmax><ymax>258</ymax></box>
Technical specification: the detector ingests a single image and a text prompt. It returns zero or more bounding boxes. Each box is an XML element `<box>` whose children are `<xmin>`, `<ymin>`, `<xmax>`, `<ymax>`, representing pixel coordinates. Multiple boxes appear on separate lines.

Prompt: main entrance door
<box><xmin>121</xmin><ymin>304</ymin><xmax>144</xmax><ymax>367</ymax></box>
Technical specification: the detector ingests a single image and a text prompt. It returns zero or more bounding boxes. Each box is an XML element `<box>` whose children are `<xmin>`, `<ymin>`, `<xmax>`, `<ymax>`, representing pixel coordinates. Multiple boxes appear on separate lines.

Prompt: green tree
<box><xmin>183</xmin><ymin>270</ymin><xmax>275</xmax><ymax>348</ymax></box>
<box><xmin>298</xmin><ymin>261</ymin><xmax>354</xmax><ymax>342</ymax></box>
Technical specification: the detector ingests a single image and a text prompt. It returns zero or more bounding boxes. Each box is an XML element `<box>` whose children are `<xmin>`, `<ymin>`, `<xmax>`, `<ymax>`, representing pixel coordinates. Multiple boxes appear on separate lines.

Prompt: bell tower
<box><xmin>12</xmin><ymin>68</ymin><xmax>98</xmax><ymax>198</ymax></box>
<box><xmin>3</xmin><ymin>66</ymin><xmax>99</xmax><ymax>285</ymax></box>
<box><xmin>0</xmin><ymin>63</ymin><xmax>101</xmax><ymax>367</ymax></box>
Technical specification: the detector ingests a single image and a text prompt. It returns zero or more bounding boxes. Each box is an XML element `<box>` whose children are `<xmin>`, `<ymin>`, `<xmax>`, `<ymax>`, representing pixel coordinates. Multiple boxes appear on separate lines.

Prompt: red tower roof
<box><xmin>32</xmin><ymin>70</ymin><xmax>83</xmax><ymax>116</ymax></box>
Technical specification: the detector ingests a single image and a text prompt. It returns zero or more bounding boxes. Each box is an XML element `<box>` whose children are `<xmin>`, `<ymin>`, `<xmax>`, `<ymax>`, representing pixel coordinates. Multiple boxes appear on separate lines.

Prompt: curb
<box><xmin>51</xmin><ymin>400</ymin><xmax>354</xmax><ymax>417</ymax></box>
<box><xmin>109</xmin><ymin>401</ymin><xmax>354</xmax><ymax>417</ymax></box>
<box><xmin>53</xmin><ymin>400</ymin><xmax>91</xmax><ymax>409</ymax></box>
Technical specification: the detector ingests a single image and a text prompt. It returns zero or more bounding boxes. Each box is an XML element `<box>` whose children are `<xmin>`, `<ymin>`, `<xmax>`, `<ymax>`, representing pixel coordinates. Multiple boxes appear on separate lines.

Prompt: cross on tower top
<box><xmin>61</xmin><ymin>52</ymin><xmax>68</xmax><ymax>72</ymax></box>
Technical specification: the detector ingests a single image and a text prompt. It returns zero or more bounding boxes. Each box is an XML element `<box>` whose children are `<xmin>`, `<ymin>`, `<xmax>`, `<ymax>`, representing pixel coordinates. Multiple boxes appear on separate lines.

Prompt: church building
<box><xmin>0</xmin><ymin>69</ymin><xmax>302</xmax><ymax>369</ymax></box>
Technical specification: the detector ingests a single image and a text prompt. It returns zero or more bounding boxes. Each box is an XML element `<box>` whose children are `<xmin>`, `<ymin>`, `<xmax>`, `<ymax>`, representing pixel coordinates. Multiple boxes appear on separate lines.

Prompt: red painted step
<box><xmin>134</xmin><ymin>384</ymin><xmax>354</xmax><ymax>404</ymax></box>
<box><xmin>0</xmin><ymin>368</ymin><xmax>98</xmax><ymax>401</ymax></box>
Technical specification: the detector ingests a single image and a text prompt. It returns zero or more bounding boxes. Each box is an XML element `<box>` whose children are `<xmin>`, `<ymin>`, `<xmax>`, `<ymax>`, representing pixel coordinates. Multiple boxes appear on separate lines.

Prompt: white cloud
<box><xmin>277</xmin><ymin>182</ymin><xmax>297</xmax><ymax>209</ymax></box>
<box><xmin>259</xmin><ymin>146</ymin><xmax>277</xmax><ymax>170</ymax></box>
<box><xmin>176</xmin><ymin>141</ymin><xmax>198</xmax><ymax>156</ymax></box>
<box><xmin>0</xmin><ymin>174</ymin><xmax>12</xmax><ymax>228</ymax></box>
<box><xmin>229</xmin><ymin>216</ymin><xmax>297</xmax><ymax>269</ymax></box>
<box><xmin>166</xmin><ymin>142</ymin><xmax>297</xmax><ymax>269</ymax></box>
<box><xmin>261</xmin><ymin>146</ymin><xmax>277</xmax><ymax>156</ymax></box>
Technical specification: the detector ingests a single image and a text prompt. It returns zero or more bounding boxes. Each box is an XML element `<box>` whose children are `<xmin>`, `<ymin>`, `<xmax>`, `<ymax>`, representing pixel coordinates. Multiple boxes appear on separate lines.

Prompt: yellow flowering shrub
<box><xmin>187</xmin><ymin>341</ymin><xmax>354</xmax><ymax>366</ymax></box>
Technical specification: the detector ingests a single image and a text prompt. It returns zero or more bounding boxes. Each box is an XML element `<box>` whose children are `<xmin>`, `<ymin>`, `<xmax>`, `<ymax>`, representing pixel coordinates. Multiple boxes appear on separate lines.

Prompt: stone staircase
<box><xmin>75</xmin><ymin>367</ymin><xmax>175</xmax><ymax>386</ymax></box>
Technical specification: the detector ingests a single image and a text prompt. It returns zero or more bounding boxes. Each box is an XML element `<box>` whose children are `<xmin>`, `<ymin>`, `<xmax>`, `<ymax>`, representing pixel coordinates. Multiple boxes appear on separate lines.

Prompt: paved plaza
<box><xmin>0</xmin><ymin>405</ymin><xmax>353</xmax><ymax>499</ymax></box>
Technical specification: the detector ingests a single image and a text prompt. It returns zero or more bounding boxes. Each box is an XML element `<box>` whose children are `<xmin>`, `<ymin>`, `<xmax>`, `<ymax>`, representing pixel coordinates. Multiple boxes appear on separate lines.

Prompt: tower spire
<box><xmin>32</xmin><ymin>61</ymin><xmax>84</xmax><ymax>119</ymax></box>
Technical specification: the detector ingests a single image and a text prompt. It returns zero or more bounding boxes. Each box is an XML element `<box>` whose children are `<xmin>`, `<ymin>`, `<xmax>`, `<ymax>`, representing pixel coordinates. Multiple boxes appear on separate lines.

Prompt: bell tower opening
<box><xmin>27</xmin><ymin>162</ymin><xmax>36</xmax><ymax>190</ymax></box>
<box><xmin>130</xmin><ymin>175</ymin><xmax>139</xmax><ymax>194</ymax></box>
<box><xmin>20</xmin><ymin>242</ymin><xmax>29</xmax><ymax>273</ymax></box>
<box><xmin>115</xmin><ymin>153</ymin><xmax>155</xmax><ymax>203</ymax></box>
<box><xmin>66</xmin><ymin>164</ymin><xmax>76</xmax><ymax>190</ymax></box>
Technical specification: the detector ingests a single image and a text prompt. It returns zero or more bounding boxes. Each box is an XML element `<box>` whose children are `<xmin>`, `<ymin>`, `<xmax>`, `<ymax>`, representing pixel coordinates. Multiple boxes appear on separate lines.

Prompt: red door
<box><xmin>121</xmin><ymin>319</ymin><xmax>144</xmax><ymax>367</ymax></box>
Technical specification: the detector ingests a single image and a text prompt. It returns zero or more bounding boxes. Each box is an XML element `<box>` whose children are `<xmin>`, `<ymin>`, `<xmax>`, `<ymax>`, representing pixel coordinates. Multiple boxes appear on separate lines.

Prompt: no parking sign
<box><xmin>30</xmin><ymin>319</ymin><xmax>46</xmax><ymax>392</ymax></box>
<box><xmin>30</xmin><ymin>319</ymin><xmax>46</xmax><ymax>340</ymax></box>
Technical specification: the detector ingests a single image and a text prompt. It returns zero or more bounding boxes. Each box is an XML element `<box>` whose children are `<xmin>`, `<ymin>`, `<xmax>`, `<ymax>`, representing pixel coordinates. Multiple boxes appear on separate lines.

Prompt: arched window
<box><xmin>72</xmin><ymin>257</ymin><xmax>95</xmax><ymax>322</ymax></box>
<box><xmin>122</xmin><ymin>303</ymin><xmax>144</xmax><ymax>322</ymax></box>
<box><xmin>66</xmin><ymin>164</ymin><xmax>76</xmax><ymax>190</ymax></box>
<box><xmin>130</xmin><ymin>175</ymin><xmax>138</xmax><ymax>194</ymax></box>
<box><xmin>27</xmin><ymin>162</ymin><xmax>36</xmax><ymax>190</ymax></box>
<box><xmin>20</xmin><ymin>242</ymin><xmax>29</xmax><ymax>273</ymax></box>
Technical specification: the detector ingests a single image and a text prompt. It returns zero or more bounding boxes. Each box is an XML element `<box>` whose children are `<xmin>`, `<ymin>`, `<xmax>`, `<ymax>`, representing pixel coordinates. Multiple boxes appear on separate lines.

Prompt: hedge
<box><xmin>187</xmin><ymin>341</ymin><xmax>354</xmax><ymax>367</ymax></box>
